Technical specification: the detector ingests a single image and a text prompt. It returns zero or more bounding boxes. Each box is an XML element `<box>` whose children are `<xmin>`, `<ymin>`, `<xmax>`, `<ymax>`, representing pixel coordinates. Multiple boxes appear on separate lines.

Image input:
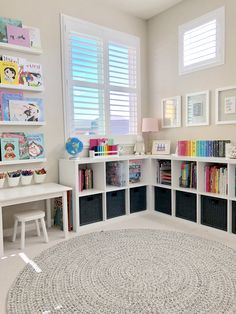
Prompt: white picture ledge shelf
<box><xmin>0</xmin><ymin>83</ymin><xmax>44</xmax><ymax>92</ymax></box>
<box><xmin>0</xmin><ymin>158</ymin><xmax>47</xmax><ymax>166</ymax></box>
<box><xmin>0</xmin><ymin>42</ymin><xmax>42</xmax><ymax>55</ymax></box>
<box><xmin>0</xmin><ymin>121</ymin><xmax>45</xmax><ymax>126</ymax></box>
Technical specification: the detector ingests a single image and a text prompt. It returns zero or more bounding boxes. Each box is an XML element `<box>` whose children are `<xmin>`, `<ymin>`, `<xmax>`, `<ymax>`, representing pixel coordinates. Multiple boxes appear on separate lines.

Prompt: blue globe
<box><xmin>65</xmin><ymin>137</ymin><xmax>83</xmax><ymax>158</ymax></box>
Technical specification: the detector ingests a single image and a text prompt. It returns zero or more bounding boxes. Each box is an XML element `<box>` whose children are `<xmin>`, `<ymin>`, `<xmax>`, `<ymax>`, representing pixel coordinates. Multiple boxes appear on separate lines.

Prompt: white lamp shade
<box><xmin>142</xmin><ymin>118</ymin><xmax>159</xmax><ymax>132</ymax></box>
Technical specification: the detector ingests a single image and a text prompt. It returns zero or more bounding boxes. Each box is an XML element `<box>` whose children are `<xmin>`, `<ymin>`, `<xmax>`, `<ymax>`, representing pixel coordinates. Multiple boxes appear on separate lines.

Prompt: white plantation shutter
<box><xmin>61</xmin><ymin>15</ymin><xmax>140</xmax><ymax>140</ymax></box>
<box><xmin>179</xmin><ymin>7</ymin><xmax>225</xmax><ymax>75</ymax></box>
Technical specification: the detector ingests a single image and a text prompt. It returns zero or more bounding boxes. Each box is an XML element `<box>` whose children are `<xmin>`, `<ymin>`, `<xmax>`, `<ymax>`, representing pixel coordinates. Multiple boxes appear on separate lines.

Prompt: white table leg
<box><xmin>0</xmin><ymin>206</ymin><xmax>3</xmax><ymax>257</ymax></box>
<box><xmin>46</xmin><ymin>199</ymin><xmax>51</xmax><ymax>229</ymax></box>
<box><xmin>62</xmin><ymin>191</ymin><xmax>68</xmax><ymax>239</ymax></box>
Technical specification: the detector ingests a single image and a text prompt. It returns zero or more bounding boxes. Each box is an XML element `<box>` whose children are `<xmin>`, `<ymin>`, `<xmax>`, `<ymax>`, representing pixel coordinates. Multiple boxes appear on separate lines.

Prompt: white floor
<box><xmin>1</xmin><ymin>211</ymin><xmax>236</xmax><ymax>314</ymax></box>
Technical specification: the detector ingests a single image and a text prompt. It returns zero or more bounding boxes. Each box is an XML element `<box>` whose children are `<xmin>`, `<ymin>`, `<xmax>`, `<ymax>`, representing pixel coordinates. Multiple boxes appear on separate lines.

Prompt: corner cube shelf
<box><xmin>59</xmin><ymin>155</ymin><xmax>236</xmax><ymax>235</ymax></box>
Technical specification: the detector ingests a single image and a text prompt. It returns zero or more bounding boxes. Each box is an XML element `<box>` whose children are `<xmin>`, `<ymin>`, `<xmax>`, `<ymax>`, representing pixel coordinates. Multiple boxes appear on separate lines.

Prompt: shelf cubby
<box><xmin>78</xmin><ymin>162</ymin><xmax>105</xmax><ymax>194</ymax></box>
<box><xmin>172</xmin><ymin>160</ymin><xmax>197</xmax><ymax>191</ymax></box>
<box><xmin>106</xmin><ymin>160</ymin><xmax>128</xmax><ymax>189</ymax></box>
<box><xmin>176</xmin><ymin>190</ymin><xmax>197</xmax><ymax>222</ymax></box>
<box><xmin>130</xmin><ymin>186</ymin><xmax>147</xmax><ymax>213</ymax></box>
<box><xmin>154</xmin><ymin>186</ymin><xmax>172</xmax><ymax>215</ymax></box>
<box><xmin>106</xmin><ymin>189</ymin><xmax>126</xmax><ymax>219</ymax></box>
<box><xmin>79</xmin><ymin>193</ymin><xmax>103</xmax><ymax>226</ymax></box>
<box><xmin>129</xmin><ymin>158</ymin><xmax>149</xmax><ymax>186</ymax></box>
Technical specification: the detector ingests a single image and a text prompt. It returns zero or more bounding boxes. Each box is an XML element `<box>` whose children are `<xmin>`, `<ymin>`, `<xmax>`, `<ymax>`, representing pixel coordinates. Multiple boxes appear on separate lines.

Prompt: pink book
<box><xmin>7</xmin><ymin>25</ymin><xmax>30</xmax><ymax>47</ymax></box>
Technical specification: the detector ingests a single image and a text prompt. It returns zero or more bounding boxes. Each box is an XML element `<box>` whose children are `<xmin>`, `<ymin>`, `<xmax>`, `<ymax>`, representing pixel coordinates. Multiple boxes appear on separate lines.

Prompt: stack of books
<box><xmin>157</xmin><ymin>160</ymin><xmax>171</xmax><ymax>185</ymax></box>
<box><xmin>129</xmin><ymin>160</ymin><xmax>142</xmax><ymax>183</ymax></box>
<box><xmin>78</xmin><ymin>168</ymin><xmax>93</xmax><ymax>192</ymax></box>
<box><xmin>177</xmin><ymin>140</ymin><xmax>231</xmax><ymax>157</ymax></box>
<box><xmin>179</xmin><ymin>161</ymin><xmax>197</xmax><ymax>189</ymax></box>
<box><xmin>205</xmin><ymin>164</ymin><xmax>227</xmax><ymax>195</ymax></box>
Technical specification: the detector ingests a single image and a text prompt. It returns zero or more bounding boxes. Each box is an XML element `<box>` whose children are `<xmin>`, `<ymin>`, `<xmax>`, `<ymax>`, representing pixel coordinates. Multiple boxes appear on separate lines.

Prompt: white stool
<box><xmin>12</xmin><ymin>210</ymin><xmax>49</xmax><ymax>250</ymax></box>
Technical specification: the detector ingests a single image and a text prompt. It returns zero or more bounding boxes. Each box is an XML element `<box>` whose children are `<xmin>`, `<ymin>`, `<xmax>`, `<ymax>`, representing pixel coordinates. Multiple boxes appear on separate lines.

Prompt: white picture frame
<box><xmin>216</xmin><ymin>85</ymin><xmax>236</xmax><ymax>124</ymax></box>
<box><xmin>186</xmin><ymin>90</ymin><xmax>209</xmax><ymax>127</ymax></box>
<box><xmin>161</xmin><ymin>96</ymin><xmax>181</xmax><ymax>128</ymax></box>
<box><xmin>152</xmin><ymin>140</ymin><xmax>171</xmax><ymax>155</ymax></box>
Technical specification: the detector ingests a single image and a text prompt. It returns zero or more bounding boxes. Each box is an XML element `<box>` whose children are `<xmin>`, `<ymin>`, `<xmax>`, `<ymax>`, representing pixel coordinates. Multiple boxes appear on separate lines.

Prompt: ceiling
<box><xmin>95</xmin><ymin>0</ymin><xmax>184</xmax><ymax>20</ymax></box>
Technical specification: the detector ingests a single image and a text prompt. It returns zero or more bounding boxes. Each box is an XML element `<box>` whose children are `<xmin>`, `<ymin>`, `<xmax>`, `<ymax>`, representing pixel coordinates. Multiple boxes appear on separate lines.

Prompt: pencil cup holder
<box><xmin>0</xmin><ymin>177</ymin><xmax>5</xmax><ymax>188</ymax></box>
<box><xmin>8</xmin><ymin>176</ymin><xmax>20</xmax><ymax>187</ymax></box>
<box><xmin>34</xmin><ymin>173</ymin><xmax>46</xmax><ymax>184</ymax></box>
<box><xmin>21</xmin><ymin>175</ymin><xmax>33</xmax><ymax>186</ymax></box>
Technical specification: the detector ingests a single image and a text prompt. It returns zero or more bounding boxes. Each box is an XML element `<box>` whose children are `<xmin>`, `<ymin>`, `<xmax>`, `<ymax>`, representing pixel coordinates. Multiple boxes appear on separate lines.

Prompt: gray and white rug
<box><xmin>7</xmin><ymin>229</ymin><xmax>236</xmax><ymax>313</ymax></box>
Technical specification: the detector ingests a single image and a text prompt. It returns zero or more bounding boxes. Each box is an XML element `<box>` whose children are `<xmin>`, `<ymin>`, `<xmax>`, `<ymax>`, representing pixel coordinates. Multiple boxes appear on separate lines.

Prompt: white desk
<box><xmin>0</xmin><ymin>182</ymin><xmax>72</xmax><ymax>256</ymax></box>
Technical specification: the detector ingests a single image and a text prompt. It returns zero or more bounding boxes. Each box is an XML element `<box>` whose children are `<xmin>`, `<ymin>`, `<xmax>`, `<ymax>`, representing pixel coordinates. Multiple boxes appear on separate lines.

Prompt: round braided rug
<box><xmin>7</xmin><ymin>229</ymin><xmax>236</xmax><ymax>314</ymax></box>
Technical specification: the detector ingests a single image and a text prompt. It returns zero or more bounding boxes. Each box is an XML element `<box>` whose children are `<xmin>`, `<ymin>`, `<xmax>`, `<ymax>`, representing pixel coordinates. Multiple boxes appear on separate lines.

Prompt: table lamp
<box><xmin>142</xmin><ymin>118</ymin><xmax>159</xmax><ymax>154</ymax></box>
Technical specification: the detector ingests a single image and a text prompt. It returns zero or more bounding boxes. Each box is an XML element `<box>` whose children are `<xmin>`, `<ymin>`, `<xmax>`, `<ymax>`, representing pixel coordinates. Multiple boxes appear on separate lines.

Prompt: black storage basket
<box><xmin>79</xmin><ymin>194</ymin><xmax>103</xmax><ymax>225</ymax></box>
<box><xmin>176</xmin><ymin>191</ymin><xmax>197</xmax><ymax>222</ymax></box>
<box><xmin>201</xmin><ymin>196</ymin><xmax>227</xmax><ymax>231</ymax></box>
<box><xmin>130</xmin><ymin>186</ymin><xmax>147</xmax><ymax>213</ymax></box>
<box><xmin>107</xmin><ymin>190</ymin><xmax>126</xmax><ymax>219</ymax></box>
<box><xmin>155</xmin><ymin>187</ymin><xmax>171</xmax><ymax>215</ymax></box>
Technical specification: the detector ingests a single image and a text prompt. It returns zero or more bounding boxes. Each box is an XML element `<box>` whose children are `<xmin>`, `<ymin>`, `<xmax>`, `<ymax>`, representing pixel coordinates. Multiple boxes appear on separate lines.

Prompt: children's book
<box><xmin>0</xmin><ymin>61</ymin><xmax>19</xmax><ymax>84</ymax></box>
<box><xmin>0</xmin><ymin>137</ymin><xmax>20</xmax><ymax>161</ymax></box>
<box><xmin>23</xmin><ymin>25</ymin><xmax>41</xmax><ymax>49</ymax></box>
<box><xmin>1</xmin><ymin>92</ymin><xmax>23</xmax><ymax>121</ymax></box>
<box><xmin>0</xmin><ymin>17</ymin><xmax>22</xmax><ymax>43</ymax></box>
<box><xmin>6</xmin><ymin>25</ymin><xmax>30</xmax><ymax>47</ymax></box>
<box><xmin>9</xmin><ymin>98</ymin><xmax>44</xmax><ymax>122</ymax></box>
<box><xmin>1</xmin><ymin>132</ymin><xmax>29</xmax><ymax>160</ymax></box>
<box><xmin>27</xmin><ymin>133</ymin><xmax>45</xmax><ymax>159</ymax></box>
<box><xmin>19</xmin><ymin>62</ymin><xmax>43</xmax><ymax>87</ymax></box>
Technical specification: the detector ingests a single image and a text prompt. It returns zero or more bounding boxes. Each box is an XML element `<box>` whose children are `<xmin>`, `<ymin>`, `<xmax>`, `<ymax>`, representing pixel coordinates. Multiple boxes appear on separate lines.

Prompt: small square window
<box><xmin>179</xmin><ymin>7</ymin><xmax>225</xmax><ymax>75</ymax></box>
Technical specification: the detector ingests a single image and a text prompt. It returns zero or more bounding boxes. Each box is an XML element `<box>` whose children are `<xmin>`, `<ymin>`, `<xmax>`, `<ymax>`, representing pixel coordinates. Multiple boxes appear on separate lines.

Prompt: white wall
<box><xmin>147</xmin><ymin>0</ymin><xmax>236</xmax><ymax>152</ymax></box>
<box><xmin>1</xmin><ymin>0</ymin><xmax>147</xmax><ymax>229</ymax></box>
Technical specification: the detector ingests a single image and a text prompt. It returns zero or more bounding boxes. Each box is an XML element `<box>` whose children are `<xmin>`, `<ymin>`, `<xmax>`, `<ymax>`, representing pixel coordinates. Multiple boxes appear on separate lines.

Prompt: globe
<box><xmin>65</xmin><ymin>137</ymin><xmax>83</xmax><ymax>159</ymax></box>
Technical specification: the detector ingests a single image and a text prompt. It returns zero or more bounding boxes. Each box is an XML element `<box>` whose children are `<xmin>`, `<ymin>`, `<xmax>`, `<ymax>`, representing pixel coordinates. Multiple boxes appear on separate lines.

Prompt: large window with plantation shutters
<box><xmin>61</xmin><ymin>15</ymin><xmax>140</xmax><ymax>142</ymax></box>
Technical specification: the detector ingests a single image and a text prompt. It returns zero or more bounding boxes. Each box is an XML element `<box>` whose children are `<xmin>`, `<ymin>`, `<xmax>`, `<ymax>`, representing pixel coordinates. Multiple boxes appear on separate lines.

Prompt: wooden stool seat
<box><xmin>12</xmin><ymin>210</ymin><xmax>49</xmax><ymax>250</ymax></box>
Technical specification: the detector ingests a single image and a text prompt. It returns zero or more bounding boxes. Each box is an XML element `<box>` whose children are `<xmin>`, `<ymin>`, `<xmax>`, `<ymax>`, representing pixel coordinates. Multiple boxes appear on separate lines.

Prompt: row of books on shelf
<box><xmin>177</xmin><ymin>140</ymin><xmax>231</xmax><ymax>157</ymax></box>
<box><xmin>179</xmin><ymin>161</ymin><xmax>197</xmax><ymax>189</ymax></box>
<box><xmin>0</xmin><ymin>132</ymin><xmax>44</xmax><ymax>161</ymax></box>
<box><xmin>0</xmin><ymin>16</ymin><xmax>41</xmax><ymax>48</ymax></box>
<box><xmin>54</xmin><ymin>191</ymin><xmax>73</xmax><ymax>231</ymax></box>
<box><xmin>0</xmin><ymin>90</ymin><xmax>44</xmax><ymax>122</ymax></box>
<box><xmin>157</xmin><ymin>160</ymin><xmax>171</xmax><ymax>185</ymax></box>
<box><xmin>79</xmin><ymin>168</ymin><xmax>93</xmax><ymax>192</ymax></box>
<box><xmin>0</xmin><ymin>54</ymin><xmax>43</xmax><ymax>87</ymax></box>
<box><xmin>129</xmin><ymin>160</ymin><xmax>142</xmax><ymax>183</ymax></box>
<box><xmin>205</xmin><ymin>165</ymin><xmax>228</xmax><ymax>195</ymax></box>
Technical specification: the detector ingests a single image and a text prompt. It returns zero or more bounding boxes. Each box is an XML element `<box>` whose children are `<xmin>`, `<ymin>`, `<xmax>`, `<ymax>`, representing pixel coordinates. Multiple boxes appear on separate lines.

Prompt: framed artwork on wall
<box><xmin>152</xmin><ymin>140</ymin><xmax>171</xmax><ymax>155</ymax></box>
<box><xmin>186</xmin><ymin>90</ymin><xmax>209</xmax><ymax>127</ymax></box>
<box><xmin>161</xmin><ymin>96</ymin><xmax>181</xmax><ymax>128</ymax></box>
<box><xmin>216</xmin><ymin>85</ymin><xmax>236</xmax><ymax>124</ymax></box>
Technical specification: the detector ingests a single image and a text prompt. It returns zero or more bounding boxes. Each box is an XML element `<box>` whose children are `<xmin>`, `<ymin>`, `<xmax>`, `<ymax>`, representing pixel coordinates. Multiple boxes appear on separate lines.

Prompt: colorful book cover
<box><xmin>0</xmin><ymin>61</ymin><xmax>19</xmax><ymax>84</ymax></box>
<box><xmin>27</xmin><ymin>133</ymin><xmax>45</xmax><ymax>159</ymax></box>
<box><xmin>19</xmin><ymin>62</ymin><xmax>43</xmax><ymax>87</ymax></box>
<box><xmin>1</xmin><ymin>132</ymin><xmax>29</xmax><ymax>159</ymax></box>
<box><xmin>23</xmin><ymin>25</ymin><xmax>41</xmax><ymax>48</ymax></box>
<box><xmin>0</xmin><ymin>137</ymin><xmax>20</xmax><ymax>161</ymax></box>
<box><xmin>9</xmin><ymin>98</ymin><xmax>44</xmax><ymax>122</ymax></box>
<box><xmin>1</xmin><ymin>92</ymin><xmax>23</xmax><ymax>121</ymax></box>
<box><xmin>0</xmin><ymin>17</ymin><xmax>22</xmax><ymax>43</ymax></box>
<box><xmin>6</xmin><ymin>25</ymin><xmax>30</xmax><ymax>47</ymax></box>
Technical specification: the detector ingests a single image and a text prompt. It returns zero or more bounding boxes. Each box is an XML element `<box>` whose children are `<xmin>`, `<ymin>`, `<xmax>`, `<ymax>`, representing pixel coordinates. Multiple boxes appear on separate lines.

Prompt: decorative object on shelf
<box><xmin>161</xmin><ymin>96</ymin><xmax>181</xmax><ymax>128</ymax></box>
<box><xmin>129</xmin><ymin>160</ymin><xmax>142</xmax><ymax>183</ymax></box>
<box><xmin>134</xmin><ymin>134</ymin><xmax>145</xmax><ymax>155</ymax></box>
<box><xmin>141</xmin><ymin>117</ymin><xmax>159</xmax><ymax>154</ymax></box>
<box><xmin>216</xmin><ymin>85</ymin><xmax>236</xmax><ymax>124</ymax></box>
<box><xmin>0</xmin><ymin>137</ymin><xmax>20</xmax><ymax>161</ymax></box>
<box><xmin>65</xmin><ymin>137</ymin><xmax>83</xmax><ymax>159</ymax></box>
<box><xmin>7</xmin><ymin>170</ymin><xmax>21</xmax><ymax>187</ymax></box>
<box><xmin>0</xmin><ymin>172</ymin><xmax>6</xmax><ymax>188</ymax></box>
<box><xmin>227</xmin><ymin>145</ymin><xmax>236</xmax><ymax>159</ymax></box>
<box><xmin>177</xmin><ymin>139</ymin><xmax>231</xmax><ymax>157</ymax></box>
<box><xmin>156</xmin><ymin>160</ymin><xmax>171</xmax><ymax>185</ymax></box>
<box><xmin>106</xmin><ymin>161</ymin><xmax>126</xmax><ymax>187</ymax></box>
<box><xmin>21</xmin><ymin>169</ymin><xmax>33</xmax><ymax>185</ymax></box>
<box><xmin>152</xmin><ymin>140</ymin><xmax>170</xmax><ymax>155</ymax></box>
<box><xmin>34</xmin><ymin>168</ymin><xmax>47</xmax><ymax>184</ymax></box>
<box><xmin>186</xmin><ymin>90</ymin><xmax>209</xmax><ymax>126</ymax></box>
<box><xmin>89</xmin><ymin>137</ymin><xmax>118</xmax><ymax>157</ymax></box>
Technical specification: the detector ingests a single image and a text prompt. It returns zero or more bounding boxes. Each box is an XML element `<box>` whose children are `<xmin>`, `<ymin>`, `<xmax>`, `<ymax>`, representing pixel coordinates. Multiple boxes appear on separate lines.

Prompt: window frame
<box><xmin>178</xmin><ymin>6</ymin><xmax>225</xmax><ymax>75</ymax></box>
<box><xmin>60</xmin><ymin>14</ymin><xmax>141</xmax><ymax>144</ymax></box>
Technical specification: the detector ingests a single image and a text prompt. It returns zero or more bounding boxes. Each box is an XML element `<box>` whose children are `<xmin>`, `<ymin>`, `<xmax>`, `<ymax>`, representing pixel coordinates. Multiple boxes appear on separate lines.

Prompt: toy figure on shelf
<box><xmin>134</xmin><ymin>134</ymin><xmax>145</xmax><ymax>155</ymax></box>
